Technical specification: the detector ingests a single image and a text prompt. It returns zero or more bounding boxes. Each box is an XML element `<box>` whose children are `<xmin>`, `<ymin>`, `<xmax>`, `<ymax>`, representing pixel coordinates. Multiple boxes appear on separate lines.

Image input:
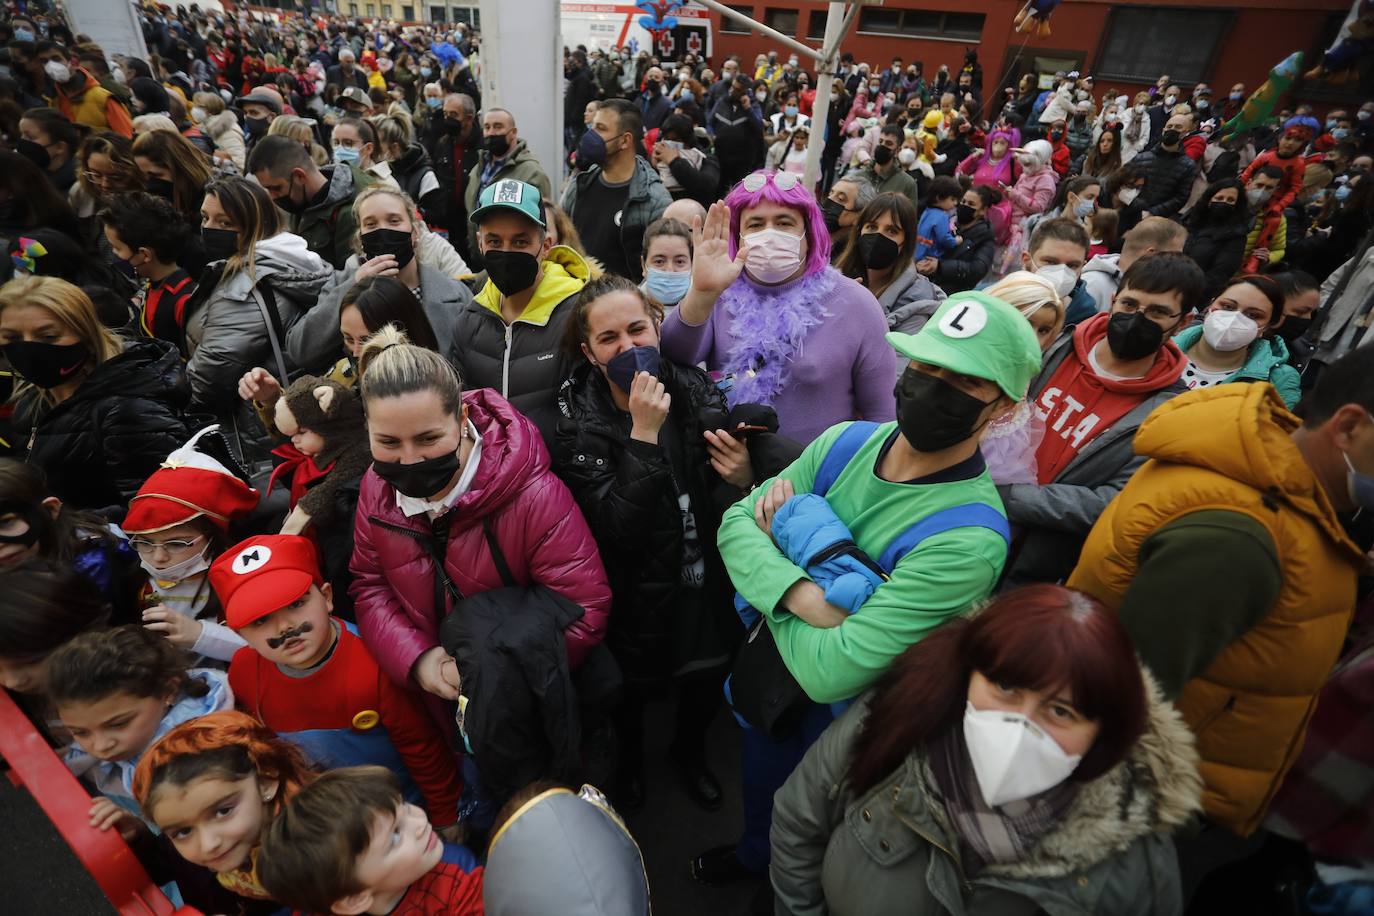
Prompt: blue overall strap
<box><xmin>812</xmin><ymin>421</ymin><xmax>881</xmax><ymax>496</ymax></box>
<box><xmin>876</xmin><ymin>503</ymin><xmax>1012</xmax><ymax>573</ymax></box>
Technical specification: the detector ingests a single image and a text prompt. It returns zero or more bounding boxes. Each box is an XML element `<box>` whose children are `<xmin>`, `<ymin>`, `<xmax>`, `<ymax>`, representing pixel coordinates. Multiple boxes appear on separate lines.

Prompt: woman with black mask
<box><xmin>132</xmin><ymin>128</ymin><xmax>214</xmax><ymax>223</ymax></box>
<box><xmin>1183</xmin><ymin>178</ymin><xmax>1251</xmax><ymax>300</ymax></box>
<box><xmin>284</xmin><ymin>186</ymin><xmax>471</xmax><ymax>375</ymax></box>
<box><xmin>19</xmin><ymin>107</ymin><xmax>82</xmax><ymax>195</ymax></box>
<box><xmin>835</xmin><ymin>192</ymin><xmax>945</xmax><ymax>339</ymax></box>
<box><xmin>924</xmin><ymin>184</ymin><xmax>1000</xmax><ymax>294</ymax></box>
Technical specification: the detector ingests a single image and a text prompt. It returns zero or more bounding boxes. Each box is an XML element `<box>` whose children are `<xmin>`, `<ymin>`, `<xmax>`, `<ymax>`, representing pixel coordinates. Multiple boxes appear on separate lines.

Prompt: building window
<box><xmin>349</xmin><ymin>3</ymin><xmax>359</xmax><ymax>15</ymax></box>
<box><xmin>381</xmin><ymin>4</ymin><xmax>392</xmax><ymax>17</ymax></box>
<box><xmin>365</xmin><ymin>3</ymin><xmax>375</xmax><ymax>17</ymax></box>
<box><xmin>857</xmin><ymin>8</ymin><xmax>984</xmax><ymax>42</ymax></box>
<box><xmin>451</xmin><ymin>5</ymin><xmax>480</xmax><ymax>27</ymax></box>
<box><xmin>764</xmin><ymin>8</ymin><xmax>798</xmax><ymax>37</ymax></box>
<box><xmin>1097</xmin><ymin>7</ymin><xmax>1232</xmax><ymax>84</ymax></box>
<box><xmin>721</xmin><ymin>5</ymin><xmax>753</xmax><ymax>34</ymax></box>
<box><xmin>806</xmin><ymin>10</ymin><xmax>827</xmax><ymax>40</ymax></box>
<box><xmin>430</xmin><ymin>5</ymin><xmax>444</xmax><ymax>21</ymax></box>
<box><xmin>402</xmin><ymin>5</ymin><xmax>414</xmax><ymax>19</ymax></box>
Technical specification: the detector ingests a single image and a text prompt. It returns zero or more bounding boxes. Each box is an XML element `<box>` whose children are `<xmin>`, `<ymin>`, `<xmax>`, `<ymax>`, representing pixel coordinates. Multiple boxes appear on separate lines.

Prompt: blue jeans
<box><xmin>734</xmin><ymin>702</ymin><xmax>836</xmax><ymax>872</ymax></box>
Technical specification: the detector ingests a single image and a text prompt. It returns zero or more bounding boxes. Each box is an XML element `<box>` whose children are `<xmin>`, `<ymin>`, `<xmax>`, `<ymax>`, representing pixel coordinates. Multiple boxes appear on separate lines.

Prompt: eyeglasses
<box><xmin>129</xmin><ymin>535</ymin><xmax>205</xmax><ymax>556</ymax></box>
<box><xmin>83</xmin><ymin>170</ymin><xmax>122</xmax><ymax>186</ymax></box>
<box><xmin>740</xmin><ymin>170</ymin><xmax>803</xmax><ymax>193</ymax></box>
<box><xmin>1116</xmin><ymin>300</ymin><xmax>1181</xmax><ymax>322</ymax></box>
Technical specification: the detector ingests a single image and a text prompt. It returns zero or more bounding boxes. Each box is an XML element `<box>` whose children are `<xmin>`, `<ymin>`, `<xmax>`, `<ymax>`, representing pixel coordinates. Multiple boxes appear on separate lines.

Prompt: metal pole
<box><xmin>693</xmin><ymin>0</ymin><xmax>824</xmax><ymax>63</ymax></box>
<box><xmin>803</xmin><ymin>2</ymin><xmax>860</xmax><ymax>190</ymax></box>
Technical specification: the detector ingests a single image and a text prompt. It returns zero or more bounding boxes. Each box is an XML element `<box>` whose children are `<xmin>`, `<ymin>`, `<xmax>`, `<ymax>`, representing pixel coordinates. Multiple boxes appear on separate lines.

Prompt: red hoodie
<box><xmin>1033</xmin><ymin>312</ymin><xmax>1186</xmax><ymax>484</ymax></box>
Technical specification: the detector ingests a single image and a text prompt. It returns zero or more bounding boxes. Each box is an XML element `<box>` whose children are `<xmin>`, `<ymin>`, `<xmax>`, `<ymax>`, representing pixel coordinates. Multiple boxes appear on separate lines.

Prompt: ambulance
<box><xmin>561</xmin><ymin>1</ymin><xmax>713</xmax><ymax>61</ymax></box>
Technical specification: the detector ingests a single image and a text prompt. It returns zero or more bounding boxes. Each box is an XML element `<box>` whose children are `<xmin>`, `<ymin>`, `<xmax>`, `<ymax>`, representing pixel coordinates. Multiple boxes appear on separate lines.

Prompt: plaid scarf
<box><xmin>928</xmin><ymin>727</ymin><xmax>1080</xmax><ymax>874</ymax></box>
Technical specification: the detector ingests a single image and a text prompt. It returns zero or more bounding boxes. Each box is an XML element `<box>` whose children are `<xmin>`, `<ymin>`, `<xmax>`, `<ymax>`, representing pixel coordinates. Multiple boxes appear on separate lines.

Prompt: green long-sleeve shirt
<box><xmin>719</xmin><ymin>421</ymin><xmax>1008</xmax><ymax>703</ymax></box>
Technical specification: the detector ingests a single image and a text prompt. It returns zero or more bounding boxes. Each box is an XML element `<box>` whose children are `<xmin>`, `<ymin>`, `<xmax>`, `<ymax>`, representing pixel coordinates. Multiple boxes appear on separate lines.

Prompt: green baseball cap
<box><xmin>469</xmin><ymin>178</ymin><xmax>546</xmax><ymax>227</ymax></box>
<box><xmin>886</xmin><ymin>291</ymin><xmax>1043</xmax><ymax>400</ymax></box>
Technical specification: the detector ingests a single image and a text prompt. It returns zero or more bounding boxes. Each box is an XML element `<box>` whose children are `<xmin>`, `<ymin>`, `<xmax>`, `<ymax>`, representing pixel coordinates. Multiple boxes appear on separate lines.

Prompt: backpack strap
<box><xmin>482</xmin><ymin>516</ymin><xmax>516</xmax><ymax>588</ymax></box>
<box><xmin>813</xmin><ymin>421</ymin><xmax>881</xmax><ymax>497</ymax></box>
<box><xmin>877</xmin><ymin>503</ymin><xmax>1011</xmax><ymax>573</ymax></box>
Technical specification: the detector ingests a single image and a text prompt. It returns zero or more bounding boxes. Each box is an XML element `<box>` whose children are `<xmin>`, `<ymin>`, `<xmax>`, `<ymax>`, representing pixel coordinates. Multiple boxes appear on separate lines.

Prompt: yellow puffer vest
<box><xmin>59</xmin><ymin>80</ymin><xmax>117</xmax><ymax>133</ymax></box>
<box><xmin>1069</xmin><ymin>384</ymin><xmax>1361</xmax><ymax>836</ymax></box>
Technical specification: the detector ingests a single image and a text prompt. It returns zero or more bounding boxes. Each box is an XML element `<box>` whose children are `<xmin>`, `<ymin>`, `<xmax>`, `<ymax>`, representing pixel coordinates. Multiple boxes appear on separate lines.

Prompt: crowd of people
<box><xmin>0</xmin><ymin>2</ymin><xmax>1373</xmax><ymax>915</ymax></box>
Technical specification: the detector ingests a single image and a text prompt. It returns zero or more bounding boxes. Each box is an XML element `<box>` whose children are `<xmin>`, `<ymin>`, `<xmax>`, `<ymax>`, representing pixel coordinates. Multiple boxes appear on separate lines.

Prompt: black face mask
<box><xmin>483</xmin><ymin>249</ymin><xmax>540</xmax><ymax>297</ymax></box>
<box><xmin>201</xmin><ymin>226</ymin><xmax>239</xmax><ymax>262</ymax></box>
<box><xmin>442</xmin><ymin>117</ymin><xmax>465</xmax><ymax>135</ymax></box>
<box><xmin>483</xmin><ymin>133</ymin><xmax>510</xmax><ymax>157</ymax></box>
<box><xmin>1160</xmin><ymin>129</ymin><xmax>1181</xmax><ymax>147</ymax></box>
<box><xmin>372</xmin><ymin>449</ymin><xmax>461</xmax><ymax>499</ymax></box>
<box><xmin>145</xmin><ymin>177</ymin><xmax>175</xmax><ymax>201</ymax></box>
<box><xmin>245</xmin><ymin>115</ymin><xmax>269</xmax><ymax>137</ymax></box>
<box><xmin>956</xmin><ymin>203</ymin><xmax>976</xmax><ymax>226</ymax></box>
<box><xmin>894</xmin><ymin>366</ymin><xmax>994</xmax><ymax>453</ymax></box>
<box><xmin>2</xmin><ymin>339</ymin><xmax>90</xmax><ymax>389</ymax></box>
<box><xmin>1207</xmin><ymin>201</ymin><xmax>1234</xmax><ymax>218</ymax></box>
<box><xmin>858</xmin><ymin>232</ymin><xmax>900</xmax><ymax>270</ymax></box>
<box><xmin>1276</xmin><ymin>315</ymin><xmax>1313</xmax><ymax>345</ymax></box>
<box><xmin>873</xmin><ymin>144</ymin><xmax>894</xmax><ymax>166</ymax></box>
<box><xmin>1106</xmin><ymin>311</ymin><xmax>1167</xmax><ymax>361</ymax></box>
<box><xmin>361</xmin><ymin>227</ymin><xmax>415</xmax><ymax>270</ymax></box>
<box><xmin>821</xmin><ymin>198</ymin><xmax>846</xmax><ymax>233</ymax></box>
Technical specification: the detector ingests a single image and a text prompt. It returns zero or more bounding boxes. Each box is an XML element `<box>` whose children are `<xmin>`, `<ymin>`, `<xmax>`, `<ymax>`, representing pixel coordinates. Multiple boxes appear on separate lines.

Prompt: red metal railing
<box><xmin>0</xmin><ymin>687</ymin><xmax>202</xmax><ymax>916</ymax></box>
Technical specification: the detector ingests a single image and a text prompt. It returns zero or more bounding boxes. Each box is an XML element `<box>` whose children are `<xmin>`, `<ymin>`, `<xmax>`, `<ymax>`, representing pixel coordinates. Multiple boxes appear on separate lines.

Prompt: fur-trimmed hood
<box><xmin>976</xmin><ymin>670</ymin><xmax>1202</xmax><ymax>880</ymax></box>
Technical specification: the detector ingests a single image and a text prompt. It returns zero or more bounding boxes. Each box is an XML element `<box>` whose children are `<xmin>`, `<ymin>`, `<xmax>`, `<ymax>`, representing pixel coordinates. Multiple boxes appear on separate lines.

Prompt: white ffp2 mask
<box><xmin>963</xmin><ymin>701</ymin><xmax>1082</xmax><ymax>807</ymax></box>
<box><xmin>1201</xmin><ymin>309</ymin><xmax>1260</xmax><ymax>352</ymax></box>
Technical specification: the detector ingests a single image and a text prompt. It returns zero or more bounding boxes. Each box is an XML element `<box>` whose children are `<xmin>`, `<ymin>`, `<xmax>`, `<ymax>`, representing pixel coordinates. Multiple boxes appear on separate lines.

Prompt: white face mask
<box><xmin>963</xmin><ymin>701</ymin><xmax>1082</xmax><ymax>807</ymax></box>
<box><xmin>191</xmin><ymin>105</ymin><xmax>207</xmax><ymax>122</ymax></box>
<box><xmin>741</xmin><ymin>227</ymin><xmax>804</xmax><ymax>284</ymax></box>
<box><xmin>1117</xmin><ymin>186</ymin><xmax>1140</xmax><ymax>205</ymax></box>
<box><xmin>1134</xmin><ymin>103</ymin><xmax>1146</xmax><ymax>114</ymax></box>
<box><xmin>140</xmin><ymin>545</ymin><xmax>213</xmax><ymax>584</ymax></box>
<box><xmin>1164</xmin><ymin>95</ymin><xmax>1177</xmax><ymax>107</ymax></box>
<box><xmin>1033</xmin><ymin>261</ymin><xmax>1078</xmax><ymax>299</ymax></box>
<box><xmin>44</xmin><ymin>60</ymin><xmax>73</xmax><ymax>85</ymax></box>
<box><xmin>1201</xmin><ymin>309</ymin><xmax>1260</xmax><ymax>352</ymax></box>
<box><xmin>1246</xmin><ymin>187</ymin><xmax>1271</xmax><ymax>207</ymax></box>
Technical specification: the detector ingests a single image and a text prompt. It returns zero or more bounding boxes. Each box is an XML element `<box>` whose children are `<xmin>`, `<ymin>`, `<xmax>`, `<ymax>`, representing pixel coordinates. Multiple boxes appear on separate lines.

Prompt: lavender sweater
<box><xmin>661</xmin><ymin>269</ymin><xmax>896</xmax><ymax>444</ymax></box>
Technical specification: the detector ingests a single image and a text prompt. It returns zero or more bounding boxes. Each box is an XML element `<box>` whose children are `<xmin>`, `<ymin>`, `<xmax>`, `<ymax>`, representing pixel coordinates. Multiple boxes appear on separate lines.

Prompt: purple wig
<box><xmin>980</xmin><ymin>128</ymin><xmax>1017</xmax><ymax>168</ymax></box>
<box><xmin>725</xmin><ymin>170</ymin><xmax>832</xmax><ymax>277</ymax></box>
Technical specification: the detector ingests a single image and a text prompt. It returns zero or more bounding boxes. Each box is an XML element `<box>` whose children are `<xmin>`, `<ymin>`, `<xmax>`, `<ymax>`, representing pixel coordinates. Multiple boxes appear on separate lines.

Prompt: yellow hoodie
<box><xmin>475</xmin><ymin>245</ymin><xmax>593</xmax><ymax>325</ymax></box>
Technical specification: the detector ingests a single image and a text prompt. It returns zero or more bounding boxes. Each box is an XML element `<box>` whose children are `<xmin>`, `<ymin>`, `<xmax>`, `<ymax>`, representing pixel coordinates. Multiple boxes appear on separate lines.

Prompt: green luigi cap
<box><xmin>886</xmin><ymin>291</ymin><xmax>1042</xmax><ymax>401</ymax></box>
<box><xmin>469</xmin><ymin>178</ymin><xmax>546</xmax><ymax>227</ymax></box>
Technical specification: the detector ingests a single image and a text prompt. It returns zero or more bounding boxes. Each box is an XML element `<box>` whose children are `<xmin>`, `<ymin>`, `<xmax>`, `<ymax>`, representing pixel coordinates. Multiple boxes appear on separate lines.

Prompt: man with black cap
<box><xmin>455</xmin><ymin>178</ymin><xmax>591</xmax><ymax>444</ymax></box>
<box><xmin>236</xmin><ymin>86</ymin><xmax>283</xmax><ymax>156</ymax></box>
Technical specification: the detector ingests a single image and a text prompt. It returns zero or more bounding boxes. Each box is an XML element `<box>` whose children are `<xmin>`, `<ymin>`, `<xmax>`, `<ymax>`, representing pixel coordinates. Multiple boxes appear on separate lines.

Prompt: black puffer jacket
<box><xmin>1183</xmin><ymin>217</ymin><xmax>1249</xmax><ymax>299</ymax></box>
<box><xmin>553</xmin><ymin>359</ymin><xmax>745</xmax><ymax>687</ymax></box>
<box><xmin>13</xmin><ymin>338</ymin><xmax>189</xmax><ymax>515</ymax></box>
<box><xmin>1131</xmin><ymin>146</ymin><xmax>1198</xmax><ymax>219</ymax></box>
<box><xmin>388</xmin><ymin>142</ymin><xmax>443</xmax><ymax>224</ymax></box>
<box><xmin>931</xmin><ymin>218</ymin><xmax>996</xmax><ymax>294</ymax></box>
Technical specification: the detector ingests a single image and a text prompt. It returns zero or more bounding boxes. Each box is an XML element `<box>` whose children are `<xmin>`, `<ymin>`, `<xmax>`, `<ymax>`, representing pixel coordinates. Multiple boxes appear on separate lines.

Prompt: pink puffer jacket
<box><xmin>350</xmin><ymin>388</ymin><xmax>610</xmax><ymax>707</ymax></box>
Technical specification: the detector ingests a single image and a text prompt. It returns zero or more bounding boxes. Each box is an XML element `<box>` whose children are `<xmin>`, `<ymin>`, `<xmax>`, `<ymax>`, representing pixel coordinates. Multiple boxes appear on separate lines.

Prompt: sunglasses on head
<box><xmin>740</xmin><ymin>170</ymin><xmax>803</xmax><ymax>193</ymax></box>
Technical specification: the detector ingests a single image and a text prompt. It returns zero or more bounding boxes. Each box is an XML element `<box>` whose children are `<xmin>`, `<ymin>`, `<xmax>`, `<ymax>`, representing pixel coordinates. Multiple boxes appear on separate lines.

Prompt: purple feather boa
<box><xmin>719</xmin><ymin>267</ymin><xmax>839</xmax><ymax>407</ymax></box>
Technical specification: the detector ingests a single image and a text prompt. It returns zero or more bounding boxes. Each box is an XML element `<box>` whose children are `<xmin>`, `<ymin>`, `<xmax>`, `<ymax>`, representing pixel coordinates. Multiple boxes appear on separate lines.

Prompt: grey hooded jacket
<box><xmin>285</xmin><ymin>258</ymin><xmax>471</xmax><ymax>373</ymax></box>
<box><xmin>878</xmin><ymin>264</ymin><xmax>947</xmax><ymax>339</ymax></box>
<box><xmin>185</xmin><ymin>231</ymin><xmax>332</xmax><ymax>413</ymax></box>
<box><xmin>998</xmin><ymin>328</ymin><xmax>1186</xmax><ymax>586</ymax></box>
<box><xmin>1080</xmin><ymin>253</ymin><xmax>1122</xmax><ymax>313</ymax></box>
<box><xmin>770</xmin><ymin>678</ymin><xmax>1201</xmax><ymax>916</ymax></box>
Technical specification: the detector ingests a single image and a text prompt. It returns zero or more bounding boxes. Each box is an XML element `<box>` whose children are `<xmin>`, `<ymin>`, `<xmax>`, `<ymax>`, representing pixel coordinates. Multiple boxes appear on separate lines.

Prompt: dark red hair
<box><xmin>847</xmin><ymin>585</ymin><xmax>1147</xmax><ymax>796</ymax></box>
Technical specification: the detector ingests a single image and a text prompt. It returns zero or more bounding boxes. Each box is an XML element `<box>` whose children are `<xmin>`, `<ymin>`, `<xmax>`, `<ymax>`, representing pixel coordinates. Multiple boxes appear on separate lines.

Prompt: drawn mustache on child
<box><xmin>266</xmin><ymin>621</ymin><xmax>314</xmax><ymax>649</ymax></box>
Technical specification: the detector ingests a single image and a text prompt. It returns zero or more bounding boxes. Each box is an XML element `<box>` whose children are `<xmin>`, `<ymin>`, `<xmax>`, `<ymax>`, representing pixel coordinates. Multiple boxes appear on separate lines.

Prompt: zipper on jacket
<box><xmin>501</xmin><ymin>322</ymin><xmax>513</xmax><ymax>397</ymax></box>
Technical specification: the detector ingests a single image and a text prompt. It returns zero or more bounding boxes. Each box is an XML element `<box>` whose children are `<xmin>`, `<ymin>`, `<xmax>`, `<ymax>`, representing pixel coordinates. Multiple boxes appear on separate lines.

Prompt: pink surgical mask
<box><xmin>741</xmin><ymin>228</ymin><xmax>804</xmax><ymax>284</ymax></box>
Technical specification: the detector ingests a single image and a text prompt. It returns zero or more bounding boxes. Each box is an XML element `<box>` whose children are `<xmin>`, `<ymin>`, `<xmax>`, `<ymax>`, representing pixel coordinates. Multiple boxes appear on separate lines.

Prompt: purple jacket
<box><xmin>350</xmin><ymin>388</ymin><xmax>610</xmax><ymax>724</ymax></box>
<box><xmin>659</xmin><ymin>269</ymin><xmax>896</xmax><ymax>445</ymax></box>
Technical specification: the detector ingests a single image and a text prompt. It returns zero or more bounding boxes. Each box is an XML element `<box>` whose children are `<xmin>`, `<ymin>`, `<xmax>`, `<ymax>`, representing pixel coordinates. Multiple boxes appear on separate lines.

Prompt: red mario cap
<box><xmin>210</xmin><ymin>535</ymin><xmax>323</xmax><ymax>629</ymax></box>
